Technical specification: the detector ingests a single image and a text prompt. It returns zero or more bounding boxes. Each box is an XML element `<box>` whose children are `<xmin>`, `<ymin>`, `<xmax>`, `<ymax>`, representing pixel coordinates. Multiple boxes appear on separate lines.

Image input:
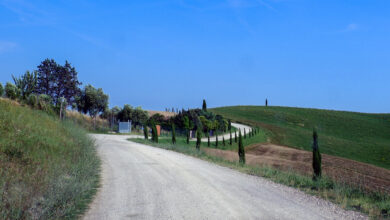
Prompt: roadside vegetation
<box><xmin>210</xmin><ymin>105</ymin><xmax>390</xmax><ymax>169</ymax></box>
<box><xmin>0</xmin><ymin>99</ymin><xmax>100</xmax><ymax>219</ymax></box>
<box><xmin>131</xmin><ymin>137</ymin><xmax>390</xmax><ymax>218</ymax></box>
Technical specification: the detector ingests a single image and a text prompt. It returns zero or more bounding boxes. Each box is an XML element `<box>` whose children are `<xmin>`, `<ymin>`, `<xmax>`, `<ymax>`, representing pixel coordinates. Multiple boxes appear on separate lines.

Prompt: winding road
<box><xmin>83</xmin><ymin>130</ymin><xmax>365</xmax><ymax>219</ymax></box>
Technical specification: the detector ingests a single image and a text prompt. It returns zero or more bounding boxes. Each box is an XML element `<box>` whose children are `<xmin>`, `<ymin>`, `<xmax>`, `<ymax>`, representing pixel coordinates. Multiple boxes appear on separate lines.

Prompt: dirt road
<box><xmin>84</xmin><ymin>134</ymin><xmax>365</xmax><ymax>220</ymax></box>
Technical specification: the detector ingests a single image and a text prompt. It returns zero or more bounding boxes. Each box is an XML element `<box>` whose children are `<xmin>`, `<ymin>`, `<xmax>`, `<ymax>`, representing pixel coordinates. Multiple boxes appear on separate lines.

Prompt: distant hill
<box><xmin>210</xmin><ymin>106</ymin><xmax>390</xmax><ymax>169</ymax></box>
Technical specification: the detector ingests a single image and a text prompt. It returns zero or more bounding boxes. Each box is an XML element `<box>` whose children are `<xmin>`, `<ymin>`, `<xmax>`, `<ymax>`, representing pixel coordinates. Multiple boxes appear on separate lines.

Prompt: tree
<box><xmin>266</xmin><ymin>98</ymin><xmax>268</xmax><ymax>107</ymax></box>
<box><xmin>228</xmin><ymin>119</ymin><xmax>232</xmax><ymax>131</ymax></box>
<box><xmin>5</xmin><ymin>82</ymin><xmax>18</xmax><ymax>100</ymax></box>
<box><xmin>196</xmin><ymin>128</ymin><xmax>202</xmax><ymax>150</ymax></box>
<box><xmin>202</xmin><ymin>99</ymin><xmax>207</xmax><ymax>112</ymax></box>
<box><xmin>76</xmin><ymin>84</ymin><xmax>109</xmax><ymax>126</ymax></box>
<box><xmin>36</xmin><ymin>59</ymin><xmax>81</xmax><ymax>105</ymax></box>
<box><xmin>244</xmin><ymin>128</ymin><xmax>247</xmax><ymax>139</ymax></box>
<box><xmin>143</xmin><ymin>126</ymin><xmax>149</xmax><ymax>140</ymax></box>
<box><xmin>238</xmin><ymin>129</ymin><xmax>245</xmax><ymax>164</ymax></box>
<box><xmin>229</xmin><ymin>130</ymin><xmax>232</xmax><ymax>145</ymax></box>
<box><xmin>151</xmin><ymin>123</ymin><xmax>158</xmax><ymax>143</ymax></box>
<box><xmin>252</xmin><ymin>127</ymin><xmax>255</xmax><ymax>136</ymax></box>
<box><xmin>0</xmin><ymin>83</ymin><xmax>3</xmax><ymax>97</ymax></box>
<box><xmin>207</xmin><ymin>133</ymin><xmax>210</xmax><ymax>147</ymax></box>
<box><xmin>215</xmin><ymin>131</ymin><xmax>218</xmax><ymax>147</ymax></box>
<box><xmin>183</xmin><ymin>116</ymin><xmax>190</xmax><ymax>144</ymax></box>
<box><xmin>12</xmin><ymin>70</ymin><xmax>37</xmax><ymax>99</ymax></box>
<box><xmin>223</xmin><ymin>136</ymin><xmax>225</xmax><ymax>146</ymax></box>
<box><xmin>235</xmin><ymin>131</ymin><xmax>237</xmax><ymax>143</ymax></box>
<box><xmin>171</xmin><ymin>123</ymin><xmax>176</xmax><ymax>145</ymax></box>
<box><xmin>312</xmin><ymin>129</ymin><xmax>322</xmax><ymax>179</ymax></box>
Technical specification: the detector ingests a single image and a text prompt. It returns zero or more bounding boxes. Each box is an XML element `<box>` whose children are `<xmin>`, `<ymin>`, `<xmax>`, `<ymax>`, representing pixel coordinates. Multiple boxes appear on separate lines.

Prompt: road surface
<box><xmin>84</xmin><ymin>134</ymin><xmax>366</xmax><ymax>220</ymax></box>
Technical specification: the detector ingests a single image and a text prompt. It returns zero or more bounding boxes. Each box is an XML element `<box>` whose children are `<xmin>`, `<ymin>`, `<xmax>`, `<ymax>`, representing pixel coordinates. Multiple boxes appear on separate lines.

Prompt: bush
<box><xmin>38</xmin><ymin>94</ymin><xmax>53</xmax><ymax>113</ymax></box>
<box><xmin>238</xmin><ymin>129</ymin><xmax>245</xmax><ymax>164</ymax></box>
<box><xmin>27</xmin><ymin>94</ymin><xmax>38</xmax><ymax>108</ymax></box>
<box><xmin>5</xmin><ymin>82</ymin><xmax>18</xmax><ymax>100</ymax></box>
<box><xmin>0</xmin><ymin>83</ymin><xmax>3</xmax><ymax>97</ymax></box>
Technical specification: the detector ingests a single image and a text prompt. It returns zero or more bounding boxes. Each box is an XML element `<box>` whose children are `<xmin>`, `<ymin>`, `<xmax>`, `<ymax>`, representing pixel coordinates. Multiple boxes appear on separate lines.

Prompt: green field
<box><xmin>0</xmin><ymin>99</ymin><xmax>100</xmax><ymax>219</ymax></box>
<box><xmin>211</xmin><ymin>106</ymin><xmax>390</xmax><ymax>169</ymax></box>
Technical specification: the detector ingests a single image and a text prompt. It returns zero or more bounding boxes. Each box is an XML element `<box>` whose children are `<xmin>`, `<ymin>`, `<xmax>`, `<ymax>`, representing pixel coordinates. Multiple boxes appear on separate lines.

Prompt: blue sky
<box><xmin>0</xmin><ymin>0</ymin><xmax>389</xmax><ymax>113</ymax></box>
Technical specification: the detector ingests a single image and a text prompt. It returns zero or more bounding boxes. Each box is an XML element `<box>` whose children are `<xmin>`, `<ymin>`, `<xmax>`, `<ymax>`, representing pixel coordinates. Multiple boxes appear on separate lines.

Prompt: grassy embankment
<box><xmin>131</xmin><ymin>137</ymin><xmax>390</xmax><ymax>218</ymax></box>
<box><xmin>211</xmin><ymin>106</ymin><xmax>390</xmax><ymax>170</ymax></box>
<box><xmin>0</xmin><ymin>99</ymin><xmax>100</xmax><ymax>219</ymax></box>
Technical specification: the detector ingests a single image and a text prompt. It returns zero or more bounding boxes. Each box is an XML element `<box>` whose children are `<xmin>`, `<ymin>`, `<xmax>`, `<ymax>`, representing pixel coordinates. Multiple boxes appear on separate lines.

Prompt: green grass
<box><xmin>131</xmin><ymin>138</ymin><xmax>390</xmax><ymax>218</ymax></box>
<box><xmin>0</xmin><ymin>99</ymin><xmax>100</xmax><ymax>219</ymax></box>
<box><xmin>210</xmin><ymin>106</ymin><xmax>390</xmax><ymax>169</ymax></box>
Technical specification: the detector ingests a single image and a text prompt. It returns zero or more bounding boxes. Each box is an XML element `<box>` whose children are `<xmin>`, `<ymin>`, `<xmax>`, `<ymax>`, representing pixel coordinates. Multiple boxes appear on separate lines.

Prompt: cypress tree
<box><xmin>244</xmin><ymin>128</ymin><xmax>247</xmax><ymax>139</ymax></box>
<box><xmin>234</xmin><ymin>131</ymin><xmax>237</xmax><ymax>143</ymax></box>
<box><xmin>252</xmin><ymin>128</ymin><xmax>255</xmax><ymax>137</ymax></box>
<box><xmin>207</xmin><ymin>133</ymin><xmax>210</xmax><ymax>147</ymax></box>
<box><xmin>249</xmin><ymin>130</ymin><xmax>251</xmax><ymax>138</ymax></box>
<box><xmin>223</xmin><ymin>136</ymin><xmax>225</xmax><ymax>146</ymax></box>
<box><xmin>186</xmin><ymin>129</ymin><xmax>190</xmax><ymax>144</ymax></box>
<box><xmin>215</xmin><ymin>131</ymin><xmax>218</xmax><ymax>147</ymax></box>
<box><xmin>143</xmin><ymin>126</ymin><xmax>148</xmax><ymax>140</ymax></box>
<box><xmin>202</xmin><ymin>99</ymin><xmax>207</xmax><ymax>112</ymax></box>
<box><xmin>196</xmin><ymin>129</ymin><xmax>202</xmax><ymax>150</ymax></box>
<box><xmin>238</xmin><ymin>129</ymin><xmax>245</xmax><ymax>164</ymax></box>
<box><xmin>312</xmin><ymin>129</ymin><xmax>322</xmax><ymax>180</ymax></box>
<box><xmin>152</xmin><ymin>124</ymin><xmax>158</xmax><ymax>143</ymax></box>
<box><xmin>0</xmin><ymin>83</ymin><xmax>3</xmax><ymax>97</ymax></box>
<box><xmin>229</xmin><ymin>130</ymin><xmax>232</xmax><ymax>145</ymax></box>
<box><xmin>266</xmin><ymin>98</ymin><xmax>268</xmax><ymax>107</ymax></box>
<box><xmin>171</xmin><ymin>123</ymin><xmax>176</xmax><ymax>145</ymax></box>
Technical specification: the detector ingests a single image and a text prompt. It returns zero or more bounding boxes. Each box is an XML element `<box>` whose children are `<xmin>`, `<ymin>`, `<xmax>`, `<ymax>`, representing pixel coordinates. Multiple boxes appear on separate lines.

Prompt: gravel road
<box><xmin>84</xmin><ymin>134</ymin><xmax>366</xmax><ymax>220</ymax></box>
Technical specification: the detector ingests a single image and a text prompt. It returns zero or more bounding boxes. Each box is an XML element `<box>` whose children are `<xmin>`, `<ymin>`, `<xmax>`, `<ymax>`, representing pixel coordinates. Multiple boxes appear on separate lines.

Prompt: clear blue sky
<box><xmin>0</xmin><ymin>0</ymin><xmax>389</xmax><ymax>113</ymax></box>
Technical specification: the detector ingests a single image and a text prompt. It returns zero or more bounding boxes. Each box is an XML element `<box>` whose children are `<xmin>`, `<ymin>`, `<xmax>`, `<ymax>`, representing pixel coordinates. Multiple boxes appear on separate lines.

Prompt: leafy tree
<box><xmin>222</xmin><ymin>136</ymin><xmax>225</xmax><ymax>146</ymax></box>
<box><xmin>76</xmin><ymin>84</ymin><xmax>108</xmax><ymax>126</ymax></box>
<box><xmin>229</xmin><ymin>130</ymin><xmax>232</xmax><ymax>145</ymax></box>
<box><xmin>0</xmin><ymin>83</ymin><xmax>3</xmax><ymax>97</ymax></box>
<box><xmin>36</xmin><ymin>59</ymin><xmax>81</xmax><ymax>105</ymax></box>
<box><xmin>202</xmin><ymin>99</ymin><xmax>207</xmax><ymax>112</ymax></box>
<box><xmin>132</xmin><ymin>107</ymin><xmax>149</xmax><ymax>127</ymax></box>
<box><xmin>171</xmin><ymin>123</ymin><xmax>176</xmax><ymax>145</ymax></box>
<box><xmin>5</xmin><ymin>82</ymin><xmax>18</xmax><ymax>100</ymax></box>
<box><xmin>235</xmin><ymin>131</ymin><xmax>237</xmax><ymax>143</ymax></box>
<box><xmin>12</xmin><ymin>70</ymin><xmax>37</xmax><ymax>99</ymax></box>
<box><xmin>312</xmin><ymin>129</ymin><xmax>322</xmax><ymax>179</ymax></box>
<box><xmin>196</xmin><ymin>129</ymin><xmax>202</xmax><ymax>150</ymax></box>
<box><xmin>143</xmin><ymin>126</ymin><xmax>149</xmax><ymax>140</ymax></box>
<box><xmin>238</xmin><ymin>129</ymin><xmax>245</xmax><ymax>164</ymax></box>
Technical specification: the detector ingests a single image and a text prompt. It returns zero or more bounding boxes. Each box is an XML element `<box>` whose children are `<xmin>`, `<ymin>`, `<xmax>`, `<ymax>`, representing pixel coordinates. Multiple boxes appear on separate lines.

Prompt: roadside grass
<box><xmin>66</xmin><ymin>110</ymin><xmax>110</xmax><ymax>133</ymax></box>
<box><xmin>210</xmin><ymin>106</ymin><xmax>390</xmax><ymax>170</ymax></box>
<box><xmin>131</xmin><ymin>138</ymin><xmax>390</xmax><ymax>218</ymax></box>
<box><xmin>0</xmin><ymin>99</ymin><xmax>100</xmax><ymax>219</ymax></box>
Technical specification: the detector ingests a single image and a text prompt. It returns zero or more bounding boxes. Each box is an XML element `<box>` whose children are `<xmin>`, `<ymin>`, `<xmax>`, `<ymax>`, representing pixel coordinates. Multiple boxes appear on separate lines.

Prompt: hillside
<box><xmin>0</xmin><ymin>99</ymin><xmax>100</xmax><ymax>219</ymax></box>
<box><xmin>210</xmin><ymin>106</ymin><xmax>390</xmax><ymax>169</ymax></box>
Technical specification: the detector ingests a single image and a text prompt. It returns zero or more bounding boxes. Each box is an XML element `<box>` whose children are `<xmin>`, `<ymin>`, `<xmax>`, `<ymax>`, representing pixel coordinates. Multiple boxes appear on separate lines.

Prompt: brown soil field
<box><xmin>147</xmin><ymin>110</ymin><xmax>177</xmax><ymax>119</ymax></box>
<box><xmin>204</xmin><ymin>143</ymin><xmax>390</xmax><ymax>194</ymax></box>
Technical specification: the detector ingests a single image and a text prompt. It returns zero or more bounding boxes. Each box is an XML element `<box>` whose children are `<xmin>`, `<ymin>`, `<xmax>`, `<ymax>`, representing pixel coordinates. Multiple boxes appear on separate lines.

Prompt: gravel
<box><xmin>83</xmin><ymin>134</ymin><xmax>367</xmax><ymax>220</ymax></box>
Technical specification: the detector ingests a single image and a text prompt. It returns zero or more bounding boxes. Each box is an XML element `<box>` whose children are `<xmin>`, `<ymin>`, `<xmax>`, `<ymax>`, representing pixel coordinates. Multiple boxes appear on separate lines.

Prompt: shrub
<box><xmin>27</xmin><ymin>94</ymin><xmax>38</xmax><ymax>108</ymax></box>
<box><xmin>312</xmin><ymin>129</ymin><xmax>322</xmax><ymax>179</ymax></box>
<box><xmin>238</xmin><ymin>129</ymin><xmax>245</xmax><ymax>164</ymax></box>
<box><xmin>5</xmin><ymin>82</ymin><xmax>18</xmax><ymax>100</ymax></box>
<box><xmin>171</xmin><ymin>123</ymin><xmax>176</xmax><ymax>145</ymax></box>
<box><xmin>0</xmin><ymin>82</ymin><xmax>3</xmax><ymax>97</ymax></box>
